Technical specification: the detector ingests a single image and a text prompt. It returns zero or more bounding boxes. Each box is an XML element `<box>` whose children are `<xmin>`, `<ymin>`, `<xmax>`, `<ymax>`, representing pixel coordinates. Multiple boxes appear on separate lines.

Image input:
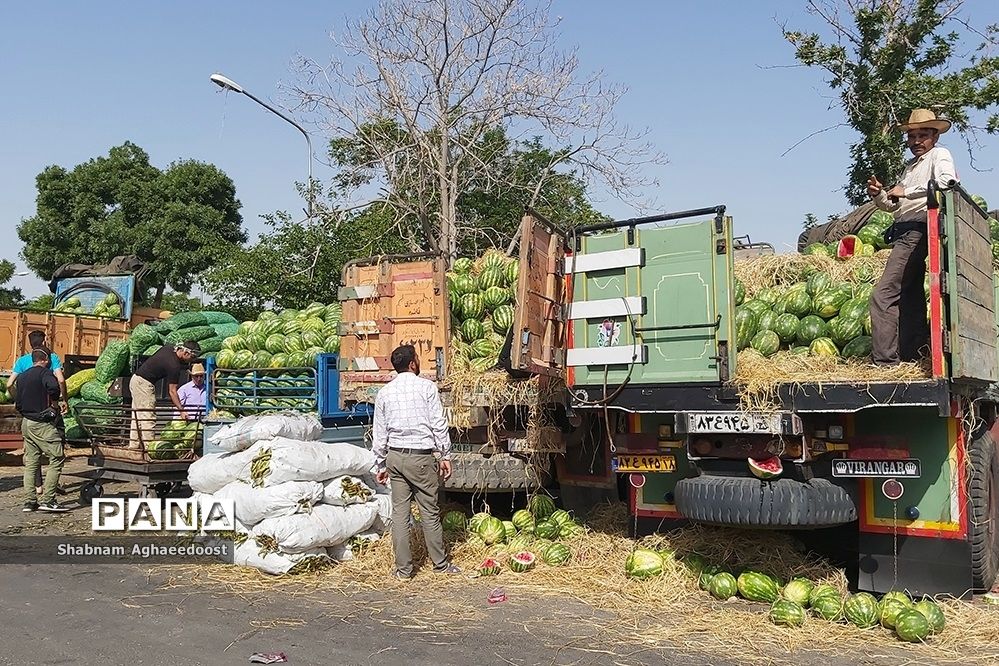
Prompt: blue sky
<box><xmin>2</xmin><ymin>1</ymin><xmax>997</xmax><ymax>298</ymax></box>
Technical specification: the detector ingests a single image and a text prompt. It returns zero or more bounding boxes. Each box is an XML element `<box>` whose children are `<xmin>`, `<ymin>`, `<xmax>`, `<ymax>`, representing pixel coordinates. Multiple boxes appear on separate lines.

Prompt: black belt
<box><xmin>389</xmin><ymin>447</ymin><xmax>434</xmax><ymax>454</ymax></box>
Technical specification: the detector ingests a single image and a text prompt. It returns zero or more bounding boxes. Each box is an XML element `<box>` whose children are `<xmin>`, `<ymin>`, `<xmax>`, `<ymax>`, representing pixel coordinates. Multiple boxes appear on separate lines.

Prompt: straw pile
<box><xmin>158</xmin><ymin>502</ymin><xmax>999</xmax><ymax>664</ymax></box>
<box><xmin>732</xmin><ymin>252</ymin><xmax>932</xmax><ymax>411</ymax></box>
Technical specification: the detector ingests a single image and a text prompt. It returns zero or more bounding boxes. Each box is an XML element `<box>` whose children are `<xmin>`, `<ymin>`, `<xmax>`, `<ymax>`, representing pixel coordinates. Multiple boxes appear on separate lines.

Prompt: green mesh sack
<box><xmin>156</xmin><ymin>312</ymin><xmax>209</xmax><ymax>334</ymax></box>
<box><xmin>197</xmin><ymin>336</ymin><xmax>224</xmax><ymax>354</ymax></box>
<box><xmin>66</xmin><ymin>368</ymin><xmax>97</xmax><ymax>398</ymax></box>
<box><xmin>201</xmin><ymin>311</ymin><xmax>238</xmax><ymax>325</ymax></box>
<box><xmin>163</xmin><ymin>325</ymin><xmax>216</xmax><ymax>345</ymax></box>
<box><xmin>94</xmin><ymin>340</ymin><xmax>130</xmax><ymax>383</ymax></box>
<box><xmin>211</xmin><ymin>322</ymin><xmax>240</xmax><ymax>339</ymax></box>
<box><xmin>80</xmin><ymin>380</ymin><xmax>121</xmax><ymax>405</ymax></box>
<box><xmin>63</xmin><ymin>415</ymin><xmax>87</xmax><ymax>440</ymax></box>
<box><xmin>129</xmin><ymin>324</ymin><xmax>161</xmax><ymax>358</ymax></box>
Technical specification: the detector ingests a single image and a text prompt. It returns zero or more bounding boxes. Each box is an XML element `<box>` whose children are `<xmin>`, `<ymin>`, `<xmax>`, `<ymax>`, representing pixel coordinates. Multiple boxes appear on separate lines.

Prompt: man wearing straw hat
<box><xmin>867</xmin><ymin>108</ymin><xmax>958</xmax><ymax>366</ymax></box>
<box><xmin>177</xmin><ymin>363</ymin><xmax>207</xmax><ymax>418</ymax></box>
<box><xmin>373</xmin><ymin>344</ymin><xmax>460</xmax><ymax>579</ymax></box>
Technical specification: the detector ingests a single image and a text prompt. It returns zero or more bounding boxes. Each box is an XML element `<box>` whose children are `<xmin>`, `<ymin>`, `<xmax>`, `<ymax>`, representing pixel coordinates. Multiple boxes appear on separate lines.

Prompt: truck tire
<box><xmin>674</xmin><ymin>475</ymin><xmax>857</xmax><ymax>528</ymax></box>
<box><xmin>969</xmin><ymin>430</ymin><xmax>999</xmax><ymax>591</ymax></box>
<box><xmin>443</xmin><ymin>452</ymin><xmax>542</xmax><ymax>491</ymax></box>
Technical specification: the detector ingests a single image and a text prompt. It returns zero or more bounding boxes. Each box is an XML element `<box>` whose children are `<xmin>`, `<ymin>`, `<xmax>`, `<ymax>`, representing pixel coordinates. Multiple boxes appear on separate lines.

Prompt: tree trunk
<box><xmin>152</xmin><ymin>283</ymin><xmax>165</xmax><ymax>308</ymax></box>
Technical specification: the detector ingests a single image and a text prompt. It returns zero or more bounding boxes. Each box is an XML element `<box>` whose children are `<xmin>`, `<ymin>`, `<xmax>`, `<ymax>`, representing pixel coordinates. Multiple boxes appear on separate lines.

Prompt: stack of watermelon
<box><xmin>804</xmin><ymin>210</ymin><xmax>893</xmax><ymax>259</ymax></box>
<box><xmin>444</xmin><ymin>495</ymin><xmax>583</xmax><ymax>572</ymax></box>
<box><xmin>215</xmin><ymin>302</ymin><xmax>342</xmax><ymax>370</ymax></box>
<box><xmin>735</xmin><ymin>267</ymin><xmax>875</xmax><ymax>360</ymax></box>
<box><xmin>446</xmin><ymin>249</ymin><xmax>519</xmax><ymax>373</ymax></box>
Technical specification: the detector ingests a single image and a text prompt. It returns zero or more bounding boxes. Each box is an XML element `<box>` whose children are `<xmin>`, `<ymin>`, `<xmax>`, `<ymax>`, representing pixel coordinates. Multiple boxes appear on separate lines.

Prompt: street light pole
<box><xmin>210</xmin><ymin>73</ymin><xmax>314</xmax><ymax>221</ymax></box>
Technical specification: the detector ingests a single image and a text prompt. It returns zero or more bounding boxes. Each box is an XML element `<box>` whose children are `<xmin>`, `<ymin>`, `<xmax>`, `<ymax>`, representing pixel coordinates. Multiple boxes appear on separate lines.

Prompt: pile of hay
<box><xmin>159</xmin><ymin>503</ymin><xmax>999</xmax><ymax>664</ymax></box>
<box><xmin>440</xmin><ymin>365</ymin><xmax>562</xmax><ymax>431</ymax></box>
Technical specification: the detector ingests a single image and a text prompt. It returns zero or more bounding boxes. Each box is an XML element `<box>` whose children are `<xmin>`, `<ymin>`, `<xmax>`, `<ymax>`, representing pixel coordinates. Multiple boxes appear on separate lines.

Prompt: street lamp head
<box><xmin>210</xmin><ymin>73</ymin><xmax>244</xmax><ymax>94</ymax></box>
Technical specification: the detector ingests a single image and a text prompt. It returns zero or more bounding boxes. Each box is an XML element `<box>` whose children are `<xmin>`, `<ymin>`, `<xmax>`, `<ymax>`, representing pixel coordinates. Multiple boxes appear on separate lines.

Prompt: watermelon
<box><xmin>460</xmin><ymin>293</ymin><xmax>485</xmax><ymax>319</ymax></box>
<box><xmin>813</xmin><ymin>289</ymin><xmax>851</xmax><ymax>318</ymax></box>
<box><xmin>468</xmin><ymin>512</ymin><xmax>491</xmax><ymax>533</ymax></box>
<box><xmin>625</xmin><ymin>549</ymin><xmax>664</xmax><ymax>579</ymax></box>
<box><xmin>549</xmin><ymin>509</ymin><xmax>572</xmax><ymax>526</ymax></box>
<box><xmin>265</xmin><ymin>334</ymin><xmax>286</xmax><ymax>354</ymax></box>
<box><xmin>479</xmin><ymin>248</ymin><xmax>508</xmax><ymax>270</ymax></box>
<box><xmin>278</xmin><ymin>308</ymin><xmax>299</xmax><ymax>321</ymax></box>
<box><xmin>894</xmin><ymin>609</ymin><xmax>931</xmax><ymax>642</ymax></box>
<box><xmin>807</xmin><ymin>272</ymin><xmax>832</xmax><ymax>297</ymax></box>
<box><xmin>782</xmin><ymin>579</ymin><xmax>814</xmax><ymax>606</ymax></box>
<box><xmin>812</xmin><ymin>593</ymin><xmax>844</xmax><ymax>621</ymax></box>
<box><xmin>252</xmin><ymin>350</ymin><xmax>272</xmax><ymax>368</ymax></box>
<box><xmin>699</xmin><ymin>565</ymin><xmax>722</xmax><ymax>590</ymax></box>
<box><xmin>469</xmin><ymin>356</ymin><xmax>498</xmax><ymax>373</ymax></box>
<box><xmin>559</xmin><ymin>521</ymin><xmax>585</xmax><ymax>539</ymax></box>
<box><xmin>477</xmin><ymin>515</ymin><xmax>506</xmax><ymax>545</ymax></box>
<box><xmin>829</xmin><ymin>316</ymin><xmax>863</xmax><ymax>348</ymax></box>
<box><xmin>465</xmin><ymin>534</ymin><xmax>486</xmax><ymax>549</ymax></box>
<box><xmin>502</xmin><ymin>520</ymin><xmax>518</xmax><ymax>542</ymax></box>
<box><xmin>796</xmin><ymin>315</ymin><xmax>828</xmax><ymax>345</ymax></box>
<box><xmin>737</xmin><ymin>571</ymin><xmax>780</xmax><ymax>603</ymax></box>
<box><xmin>509</xmin><ymin>551</ymin><xmax>537</xmax><ymax>573</ymax></box>
<box><xmin>460</xmin><ymin>319</ymin><xmax>485</xmax><ymax>342</ymax></box>
<box><xmin>809</xmin><ymin>337</ymin><xmax>839</xmax><ymax>357</ymax></box>
<box><xmin>269</xmin><ymin>353</ymin><xmax>288</xmax><ymax>368</ymax></box>
<box><xmin>482</xmin><ymin>286</ymin><xmax>512</xmax><ymax>309</ymax></box>
<box><xmin>750</xmin><ymin>330</ymin><xmax>780</xmax><ymax>357</ymax></box>
<box><xmin>300</xmin><ymin>317</ymin><xmax>324</xmax><ymax>333</ymax></box>
<box><xmin>443</xmin><ymin>510</ymin><xmax>467</xmax><ymax>532</ymax></box>
<box><xmin>804</xmin><ymin>243</ymin><xmax>832</xmax><ymax>257</ymax></box>
<box><xmin>842</xmin><ymin>336</ymin><xmax>873</xmax><ymax>358</ymax></box>
<box><xmin>837</xmin><ymin>235</ymin><xmax>863</xmax><ymax>259</ymax></box>
<box><xmin>789</xmin><ymin>345</ymin><xmax>810</xmax><ymax>356</ymax></box>
<box><xmin>323</xmin><ymin>303</ymin><xmax>343</xmax><ymax>323</ymax></box>
<box><xmin>748</xmin><ymin>455</ymin><xmax>782</xmax><ymax>480</ymax></box>
<box><xmin>506</xmin><ymin>533</ymin><xmax>533</xmax><ymax>553</ymax></box>
<box><xmin>452</xmin><ymin>274</ymin><xmax>478</xmax><ymax>295</ymax></box>
<box><xmin>971</xmin><ymin>194</ymin><xmax>989</xmax><ymax>212</ymax></box>
<box><xmin>913</xmin><ymin>599</ymin><xmax>946</xmax><ymax>634</ymax></box>
<box><xmin>541</xmin><ymin>542</ymin><xmax>571</xmax><ymax>566</ymax></box>
<box><xmin>477</xmin><ymin>267</ymin><xmax>506</xmax><ymax>290</ymax></box>
<box><xmin>773</xmin><ymin>314</ymin><xmax>800</xmax><ymax>344</ymax></box>
<box><xmin>839</xmin><ymin>298</ymin><xmax>869</xmax><ymax>321</ymax></box>
<box><xmin>809</xmin><ymin>584</ymin><xmax>839</xmax><ymax>608</ymax></box>
<box><xmin>734</xmin><ymin>308</ymin><xmax>760</xmax><ymax>350</ymax></box>
<box><xmin>222</xmin><ymin>335</ymin><xmax>247</xmax><ymax>351</ymax></box>
<box><xmin>757</xmin><ymin>310</ymin><xmax>778</xmax><ymax>333</ymax></box>
<box><xmin>512</xmin><ymin>509</ymin><xmax>535</xmax><ymax>532</ymax></box>
<box><xmin>301</xmin><ymin>330</ymin><xmax>325</xmax><ymax>349</ymax></box>
<box><xmin>470</xmin><ymin>338</ymin><xmax>499</xmax><ymax>358</ymax></box>
<box><xmin>880</xmin><ymin>598</ymin><xmax>910</xmax><ymax>629</ymax></box>
<box><xmin>682</xmin><ymin>553</ymin><xmax>709</xmax><ymax>573</ymax></box>
<box><xmin>479</xmin><ymin>557</ymin><xmax>501</xmax><ymax>576</ymax></box>
<box><xmin>827</xmin><ymin>241</ymin><xmax>839</xmax><ymax>255</ymax></box>
<box><xmin>856</xmin><ymin>224</ymin><xmax>882</xmax><ymax>247</ymax></box>
<box><xmin>782</xmin><ymin>289</ymin><xmax>812</xmax><ymax>317</ymax></box>
<box><xmin>733</xmin><ymin>279</ymin><xmax>746</xmax><ymax>305</ymax></box>
<box><xmin>870</xmin><ymin>210</ymin><xmax>894</xmax><ymax>227</ymax></box>
<box><xmin>862</xmin><ymin>312</ymin><xmax>872</xmax><ymax>336</ymax></box>
<box><xmin>844</xmin><ymin>592</ymin><xmax>880</xmax><ymax>629</ymax></box>
<box><xmin>453</xmin><ymin>257</ymin><xmax>475</xmax><ymax>273</ymax></box>
<box><xmin>769</xmin><ymin>599</ymin><xmax>807</xmax><ymax>627</ymax></box>
<box><xmin>851</xmin><ymin>261</ymin><xmax>875</xmax><ymax>281</ymax></box>
<box><xmin>709</xmin><ymin>572</ymin><xmax>738</xmax><ymax>600</ymax></box>
<box><xmin>283</xmin><ymin>319</ymin><xmax>305</xmax><ymax>336</ymax></box>
<box><xmin>492</xmin><ymin>305</ymin><xmax>514</xmax><ymax>333</ymax></box>
<box><xmin>741</xmin><ymin>299</ymin><xmax>770</xmax><ymax>316</ymax></box>
<box><xmin>284</xmin><ymin>335</ymin><xmax>306</xmax><ymax>354</ymax></box>
<box><xmin>534</xmin><ymin>520</ymin><xmax>559</xmax><ymax>539</ymax></box>
<box><xmin>855</xmin><ymin>282</ymin><xmax>875</xmax><ymax>300</ymax></box>
<box><xmin>528</xmin><ymin>494</ymin><xmax>557</xmax><ymax>520</ymax></box>
<box><xmin>882</xmin><ymin>590</ymin><xmax>912</xmax><ymax>607</ymax></box>
<box><xmin>233</xmin><ymin>350</ymin><xmax>254</xmax><ymax>369</ymax></box>
<box><xmin>216</xmin><ymin>350</ymin><xmax>236</xmax><ymax>369</ymax></box>
<box><xmin>505</xmin><ymin>259</ymin><xmax>519</xmax><ymax>286</ymax></box>
<box><xmin>756</xmin><ymin>288</ymin><xmax>779</xmax><ymax>306</ymax></box>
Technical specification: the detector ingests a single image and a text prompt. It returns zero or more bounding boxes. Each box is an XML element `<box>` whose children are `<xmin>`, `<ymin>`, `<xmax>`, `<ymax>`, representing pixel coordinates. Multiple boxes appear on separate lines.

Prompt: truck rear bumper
<box><xmin>444</xmin><ymin>452</ymin><xmax>541</xmax><ymax>491</ymax></box>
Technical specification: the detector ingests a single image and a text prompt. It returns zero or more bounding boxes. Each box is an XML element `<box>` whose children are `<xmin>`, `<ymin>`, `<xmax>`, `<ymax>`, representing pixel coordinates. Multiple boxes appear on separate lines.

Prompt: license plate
<box><xmin>613</xmin><ymin>455</ymin><xmax>677</xmax><ymax>473</ymax></box>
<box><xmin>682</xmin><ymin>411</ymin><xmax>795</xmax><ymax>435</ymax></box>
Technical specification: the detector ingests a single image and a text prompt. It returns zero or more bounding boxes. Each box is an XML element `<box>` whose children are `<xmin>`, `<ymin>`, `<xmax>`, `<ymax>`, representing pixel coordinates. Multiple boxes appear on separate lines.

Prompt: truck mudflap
<box><xmin>673</xmin><ymin>475</ymin><xmax>857</xmax><ymax>528</ymax></box>
<box><xmin>443</xmin><ymin>452</ymin><xmax>543</xmax><ymax>491</ymax></box>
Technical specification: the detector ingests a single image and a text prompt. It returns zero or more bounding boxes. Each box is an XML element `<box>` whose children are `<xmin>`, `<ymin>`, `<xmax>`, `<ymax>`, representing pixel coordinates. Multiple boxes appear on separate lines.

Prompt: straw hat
<box><xmin>190</xmin><ymin>363</ymin><xmax>206</xmax><ymax>376</ymax></box>
<box><xmin>898</xmin><ymin>108</ymin><xmax>950</xmax><ymax>134</ymax></box>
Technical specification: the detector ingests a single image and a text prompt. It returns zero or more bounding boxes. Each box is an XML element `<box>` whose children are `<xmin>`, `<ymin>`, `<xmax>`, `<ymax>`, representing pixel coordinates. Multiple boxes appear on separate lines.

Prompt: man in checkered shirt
<box><xmin>374</xmin><ymin>345</ymin><xmax>460</xmax><ymax>578</ymax></box>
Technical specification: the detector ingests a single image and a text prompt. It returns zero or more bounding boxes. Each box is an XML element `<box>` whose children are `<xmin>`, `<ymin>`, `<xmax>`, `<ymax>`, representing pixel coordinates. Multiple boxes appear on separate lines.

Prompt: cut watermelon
<box><xmin>479</xmin><ymin>557</ymin><xmax>501</xmax><ymax>576</ymax></box>
<box><xmin>837</xmin><ymin>235</ymin><xmax>862</xmax><ymax>259</ymax></box>
<box><xmin>748</xmin><ymin>455</ymin><xmax>783</xmax><ymax>480</ymax></box>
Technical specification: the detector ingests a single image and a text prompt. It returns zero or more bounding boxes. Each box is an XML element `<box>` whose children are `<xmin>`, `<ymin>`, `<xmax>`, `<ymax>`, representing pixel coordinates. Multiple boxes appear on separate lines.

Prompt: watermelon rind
<box><xmin>509</xmin><ymin>551</ymin><xmax>537</xmax><ymax>573</ymax></box>
<box><xmin>479</xmin><ymin>557</ymin><xmax>501</xmax><ymax>576</ymax></box>
<box><xmin>625</xmin><ymin>549</ymin><xmax>664</xmax><ymax>580</ymax></box>
<box><xmin>748</xmin><ymin>456</ymin><xmax>782</xmax><ymax>480</ymax></box>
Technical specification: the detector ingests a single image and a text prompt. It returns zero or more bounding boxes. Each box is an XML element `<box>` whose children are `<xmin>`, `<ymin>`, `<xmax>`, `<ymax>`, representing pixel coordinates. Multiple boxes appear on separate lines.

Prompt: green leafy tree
<box><xmin>0</xmin><ymin>260</ymin><xmax>23</xmax><ymax>308</ymax></box>
<box><xmin>17</xmin><ymin>142</ymin><xmax>246</xmax><ymax>305</ymax></box>
<box><xmin>158</xmin><ymin>291</ymin><xmax>204</xmax><ymax>314</ymax></box>
<box><xmin>783</xmin><ymin>0</ymin><xmax>999</xmax><ymax>204</ymax></box>
<box><xmin>22</xmin><ymin>294</ymin><xmax>54</xmax><ymax>312</ymax></box>
<box><xmin>802</xmin><ymin>212</ymin><xmax>820</xmax><ymax>232</ymax></box>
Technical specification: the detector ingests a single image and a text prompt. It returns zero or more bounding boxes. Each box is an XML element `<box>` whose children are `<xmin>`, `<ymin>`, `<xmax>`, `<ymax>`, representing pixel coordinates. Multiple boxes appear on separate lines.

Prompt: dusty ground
<box><xmin>0</xmin><ymin>453</ymin><xmax>992</xmax><ymax>666</ymax></box>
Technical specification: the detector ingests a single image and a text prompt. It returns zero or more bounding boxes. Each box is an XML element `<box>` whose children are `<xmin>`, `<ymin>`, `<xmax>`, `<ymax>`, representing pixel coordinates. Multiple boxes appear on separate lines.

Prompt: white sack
<box><xmin>214</xmin><ymin>480</ymin><xmax>325</xmax><ymax>527</ymax></box>
<box><xmin>321</xmin><ymin>476</ymin><xmax>374</xmax><ymax>506</ymax></box>
<box><xmin>251</xmin><ymin>502</ymin><xmax>379</xmax><ymax>554</ymax></box>
<box><xmin>370</xmin><ymin>495</ymin><xmax>393</xmax><ymax>533</ymax></box>
<box><xmin>362</xmin><ymin>473</ymin><xmax>391</xmax><ymax>496</ymax></box>
<box><xmin>233</xmin><ymin>540</ymin><xmax>329</xmax><ymax>576</ymax></box>
<box><xmin>187</xmin><ymin>449</ymin><xmax>257</xmax><ymax>494</ymax></box>
<box><xmin>327</xmin><ymin>543</ymin><xmax>354</xmax><ymax>562</ymax></box>
<box><xmin>209</xmin><ymin>412</ymin><xmax>323</xmax><ymax>453</ymax></box>
<box><xmin>253</xmin><ymin>437</ymin><xmax>375</xmax><ymax>487</ymax></box>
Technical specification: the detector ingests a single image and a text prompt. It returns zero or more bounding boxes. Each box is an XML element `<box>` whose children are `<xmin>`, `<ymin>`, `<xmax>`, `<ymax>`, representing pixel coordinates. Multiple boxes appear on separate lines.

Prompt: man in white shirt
<box><xmin>373</xmin><ymin>345</ymin><xmax>459</xmax><ymax>579</ymax></box>
<box><xmin>867</xmin><ymin>109</ymin><xmax>958</xmax><ymax>366</ymax></box>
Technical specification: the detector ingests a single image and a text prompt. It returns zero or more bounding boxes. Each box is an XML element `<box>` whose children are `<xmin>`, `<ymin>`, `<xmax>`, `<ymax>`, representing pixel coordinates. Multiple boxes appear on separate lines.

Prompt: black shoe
<box><xmin>22</xmin><ymin>503</ymin><xmax>38</xmax><ymax>513</ymax></box>
<box><xmin>434</xmin><ymin>564</ymin><xmax>461</xmax><ymax>575</ymax></box>
<box><xmin>38</xmin><ymin>501</ymin><xmax>70</xmax><ymax>513</ymax></box>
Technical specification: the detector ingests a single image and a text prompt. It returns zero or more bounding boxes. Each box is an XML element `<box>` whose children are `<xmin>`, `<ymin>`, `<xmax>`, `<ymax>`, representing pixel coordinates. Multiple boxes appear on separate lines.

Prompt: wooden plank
<box><xmin>511</xmin><ymin>211</ymin><xmax>566</xmax><ymax>376</ymax></box>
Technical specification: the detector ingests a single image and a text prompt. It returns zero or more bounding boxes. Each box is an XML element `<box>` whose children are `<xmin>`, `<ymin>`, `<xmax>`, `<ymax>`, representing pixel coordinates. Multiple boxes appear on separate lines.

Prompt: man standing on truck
<box><xmin>129</xmin><ymin>341</ymin><xmax>200</xmax><ymax>449</ymax></box>
<box><xmin>8</xmin><ymin>331</ymin><xmax>67</xmax><ymax>408</ymax></box>
<box><xmin>867</xmin><ymin>109</ymin><xmax>958</xmax><ymax>366</ymax></box>
<box><xmin>373</xmin><ymin>344</ymin><xmax>460</xmax><ymax>579</ymax></box>
<box><xmin>177</xmin><ymin>363</ymin><xmax>207</xmax><ymax>417</ymax></box>
<box><xmin>12</xmin><ymin>350</ymin><xmax>69</xmax><ymax>512</ymax></box>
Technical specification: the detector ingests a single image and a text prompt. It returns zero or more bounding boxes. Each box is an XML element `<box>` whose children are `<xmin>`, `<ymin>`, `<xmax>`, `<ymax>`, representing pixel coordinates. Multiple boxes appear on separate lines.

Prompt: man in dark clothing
<box><xmin>129</xmin><ymin>341</ymin><xmax>200</xmax><ymax>450</ymax></box>
<box><xmin>13</xmin><ymin>349</ymin><xmax>69</xmax><ymax>512</ymax></box>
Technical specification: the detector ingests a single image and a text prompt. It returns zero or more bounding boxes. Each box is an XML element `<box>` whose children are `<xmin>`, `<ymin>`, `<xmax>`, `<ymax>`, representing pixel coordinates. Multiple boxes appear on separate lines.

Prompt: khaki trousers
<box><xmin>386</xmin><ymin>450</ymin><xmax>448</xmax><ymax>576</ymax></box>
<box><xmin>871</xmin><ymin>230</ymin><xmax>929</xmax><ymax>364</ymax></box>
<box><xmin>129</xmin><ymin>375</ymin><xmax>157</xmax><ymax>450</ymax></box>
<box><xmin>22</xmin><ymin>419</ymin><xmax>64</xmax><ymax>505</ymax></box>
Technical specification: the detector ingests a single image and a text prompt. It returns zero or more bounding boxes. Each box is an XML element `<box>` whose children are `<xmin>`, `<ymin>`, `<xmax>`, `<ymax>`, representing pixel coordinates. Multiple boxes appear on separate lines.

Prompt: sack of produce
<box><xmin>163</xmin><ymin>325</ymin><xmax>217</xmax><ymax>345</ymax></box>
<box><xmin>214</xmin><ymin>480</ymin><xmax>324</xmax><ymax>527</ymax></box>
<box><xmin>79</xmin><ymin>380</ymin><xmax>121</xmax><ymax>405</ymax></box>
<box><xmin>232</xmin><ymin>540</ymin><xmax>330</xmax><ymax>575</ymax></box>
<box><xmin>250</xmin><ymin>502</ymin><xmax>379</xmax><ymax>554</ymax></box>
<box><xmin>66</xmin><ymin>368</ymin><xmax>97</xmax><ymax>398</ymax></box>
<box><xmin>321</xmin><ymin>476</ymin><xmax>374</xmax><ymax>506</ymax></box>
<box><xmin>197</xmin><ymin>336</ymin><xmax>225</xmax><ymax>354</ymax></box>
<box><xmin>208</xmin><ymin>412</ymin><xmax>323</xmax><ymax>453</ymax></box>
<box><xmin>156</xmin><ymin>312</ymin><xmax>209</xmax><ymax>334</ymax></box>
<box><xmin>201</xmin><ymin>311</ymin><xmax>238</xmax><ymax>326</ymax></box>
<box><xmin>187</xmin><ymin>449</ymin><xmax>257</xmax><ymax>494</ymax></box>
<box><xmin>128</xmin><ymin>324</ymin><xmax>162</xmax><ymax>359</ymax></box>
<box><xmin>211</xmin><ymin>323</ymin><xmax>240</xmax><ymax>339</ymax></box>
<box><xmin>246</xmin><ymin>438</ymin><xmax>375</xmax><ymax>487</ymax></box>
<box><xmin>94</xmin><ymin>340</ymin><xmax>130</xmax><ymax>383</ymax></box>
